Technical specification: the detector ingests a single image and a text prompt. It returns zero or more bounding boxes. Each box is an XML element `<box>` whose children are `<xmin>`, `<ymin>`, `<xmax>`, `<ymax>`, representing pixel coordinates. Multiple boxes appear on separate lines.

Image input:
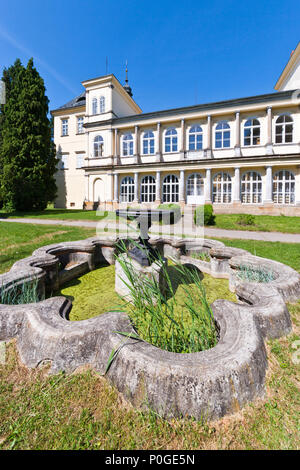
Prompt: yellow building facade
<box><xmin>52</xmin><ymin>43</ymin><xmax>300</xmax><ymax>215</ymax></box>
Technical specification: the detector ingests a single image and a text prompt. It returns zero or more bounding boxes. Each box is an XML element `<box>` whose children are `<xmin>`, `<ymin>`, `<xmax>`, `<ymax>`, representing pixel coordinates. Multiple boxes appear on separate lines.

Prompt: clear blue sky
<box><xmin>0</xmin><ymin>0</ymin><xmax>299</xmax><ymax>113</ymax></box>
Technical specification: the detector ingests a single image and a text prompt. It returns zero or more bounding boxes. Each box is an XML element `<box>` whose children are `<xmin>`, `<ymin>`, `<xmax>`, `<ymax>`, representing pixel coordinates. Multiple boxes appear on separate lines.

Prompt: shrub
<box><xmin>194</xmin><ymin>205</ymin><xmax>215</xmax><ymax>226</ymax></box>
<box><xmin>236</xmin><ymin>214</ymin><xmax>255</xmax><ymax>226</ymax></box>
<box><xmin>157</xmin><ymin>204</ymin><xmax>181</xmax><ymax>224</ymax></box>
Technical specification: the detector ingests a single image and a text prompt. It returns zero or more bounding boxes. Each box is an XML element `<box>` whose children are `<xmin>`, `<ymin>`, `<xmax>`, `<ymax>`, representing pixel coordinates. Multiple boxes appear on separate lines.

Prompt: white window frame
<box><xmin>61</xmin><ymin>119</ymin><xmax>68</xmax><ymax>136</ymax></box>
<box><xmin>120</xmin><ymin>176</ymin><xmax>135</xmax><ymax>203</ymax></box>
<box><xmin>99</xmin><ymin>96</ymin><xmax>105</xmax><ymax>113</ymax></box>
<box><xmin>141</xmin><ymin>175</ymin><xmax>156</xmax><ymax>203</ymax></box>
<box><xmin>92</xmin><ymin>97</ymin><xmax>98</xmax><ymax>115</ymax></box>
<box><xmin>215</xmin><ymin>121</ymin><xmax>231</xmax><ymax>149</ymax></box>
<box><xmin>77</xmin><ymin>116</ymin><xmax>84</xmax><ymax>134</ymax></box>
<box><xmin>94</xmin><ymin>135</ymin><xmax>104</xmax><ymax>157</ymax></box>
<box><xmin>213</xmin><ymin>172</ymin><xmax>232</xmax><ymax>203</ymax></box>
<box><xmin>186</xmin><ymin>173</ymin><xmax>204</xmax><ymax>197</ymax></box>
<box><xmin>142</xmin><ymin>131</ymin><xmax>155</xmax><ymax>155</ymax></box>
<box><xmin>61</xmin><ymin>155</ymin><xmax>68</xmax><ymax>169</ymax></box>
<box><xmin>164</xmin><ymin>128</ymin><xmax>178</xmax><ymax>153</ymax></box>
<box><xmin>162</xmin><ymin>174</ymin><xmax>179</xmax><ymax>203</ymax></box>
<box><xmin>244</xmin><ymin>118</ymin><xmax>260</xmax><ymax>146</ymax></box>
<box><xmin>188</xmin><ymin>125</ymin><xmax>203</xmax><ymax>151</ymax></box>
<box><xmin>76</xmin><ymin>153</ymin><xmax>85</xmax><ymax>169</ymax></box>
<box><xmin>273</xmin><ymin>170</ymin><xmax>295</xmax><ymax>204</ymax></box>
<box><xmin>122</xmin><ymin>133</ymin><xmax>134</xmax><ymax>156</ymax></box>
<box><xmin>241</xmin><ymin>171</ymin><xmax>262</xmax><ymax>204</ymax></box>
<box><xmin>275</xmin><ymin>114</ymin><xmax>293</xmax><ymax>144</ymax></box>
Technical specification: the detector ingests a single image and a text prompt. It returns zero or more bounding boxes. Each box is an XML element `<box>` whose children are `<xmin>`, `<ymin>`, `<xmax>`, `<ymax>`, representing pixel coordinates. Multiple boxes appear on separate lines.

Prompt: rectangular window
<box><xmin>77</xmin><ymin>117</ymin><xmax>84</xmax><ymax>134</ymax></box>
<box><xmin>61</xmin><ymin>155</ymin><xmax>68</xmax><ymax>169</ymax></box>
<box><xmin>76</xmin><ymin>153</ymin><xmax>85</xmax><ymax>168</ymax></box>
<box><xmin>62</xmin><ymin>119</ymin><xmax>68</xmax><ymax>136</ymax></box>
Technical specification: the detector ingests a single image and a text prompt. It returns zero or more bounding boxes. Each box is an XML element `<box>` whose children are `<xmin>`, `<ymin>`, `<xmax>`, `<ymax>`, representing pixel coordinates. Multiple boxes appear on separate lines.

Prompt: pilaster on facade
<box><xmin>266</xmin><ymin>107</ymin><xmax>274</xmax><ymax>155</ymax></box>
<box><xmin>234</xmin><ymin>111</ymin><xmax>242</xmax><ymax>157</ymax></box>
<box><xmin>113</xmin><ymin>173</ymin><xmax>119</xmax><ymax>203</ymax></box>
<box><xmin>204</xmin><ymin>115</ymin><xmax>212</xmax><ymax>159</ymax></box>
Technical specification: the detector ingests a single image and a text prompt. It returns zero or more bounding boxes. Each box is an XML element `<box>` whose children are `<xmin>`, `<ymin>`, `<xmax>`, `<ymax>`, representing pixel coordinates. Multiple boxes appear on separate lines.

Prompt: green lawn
<box><xmin>0</xmin><ymin>222</ymin><xmax>96</xmax><ymax>274</ymax></box>
<box><xmin>0</xmin><ymin>208</ymin><xmax>118</xmax><ymax>222</ymax></box>
<box><xmin>0</xmin><ymin>221</ymin><xmax>299</xmax><ymax>449</ymax></box>
<box><xmin>214</xmin><ymin>213</ymin><xmax>300</xmax><ymax>234</ymax></box>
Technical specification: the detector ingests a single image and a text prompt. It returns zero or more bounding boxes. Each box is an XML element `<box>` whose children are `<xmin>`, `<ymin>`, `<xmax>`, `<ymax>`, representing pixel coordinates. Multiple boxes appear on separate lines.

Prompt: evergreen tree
<box><xmin>0</xmin><ymin>58</ymin><xmax>58</xmax><ymax>211</ymax></box>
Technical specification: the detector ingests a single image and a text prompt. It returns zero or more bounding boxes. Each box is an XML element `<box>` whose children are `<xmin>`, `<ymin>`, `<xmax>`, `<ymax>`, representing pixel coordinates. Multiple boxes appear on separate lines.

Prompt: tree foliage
<box><xmin>0</xmin><ymin>58</ymin><xmax>57</xmax><ymax>210</ymax></box>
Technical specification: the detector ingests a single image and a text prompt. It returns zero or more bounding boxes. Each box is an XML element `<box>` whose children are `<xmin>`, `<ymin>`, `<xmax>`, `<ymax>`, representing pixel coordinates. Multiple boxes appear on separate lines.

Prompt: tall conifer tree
<box><xmin>0</xmin><ymin>58</ymin><xmax>57</xmax><ymax>210</ymax></box>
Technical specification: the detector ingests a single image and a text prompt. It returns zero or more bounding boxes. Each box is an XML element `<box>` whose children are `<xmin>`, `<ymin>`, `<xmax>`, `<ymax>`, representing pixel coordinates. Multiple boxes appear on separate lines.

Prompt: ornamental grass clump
<box><xmin>237</xmin><ymin>264</ymin><xmax>275</xmax><ymax>283</ymax></box>
<box><xmin>0</xmin><ymin>278</ymin><xmax>42</xmax><ymax>305</ymax></box>
<box><xmin>116</xmin><ymin>246</ymin><xmax>218</xmax><ymax>354</ymax></box>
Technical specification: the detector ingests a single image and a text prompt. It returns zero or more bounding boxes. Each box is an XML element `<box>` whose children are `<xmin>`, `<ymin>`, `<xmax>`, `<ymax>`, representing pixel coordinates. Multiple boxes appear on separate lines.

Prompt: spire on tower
<box><xmin>123</xmin><ymin>60</ymin><xmax>133</xmax><ymax>98</ymax></box>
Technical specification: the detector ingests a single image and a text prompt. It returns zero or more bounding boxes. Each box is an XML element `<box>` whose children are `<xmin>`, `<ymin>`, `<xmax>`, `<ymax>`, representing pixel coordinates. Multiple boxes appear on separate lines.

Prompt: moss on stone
<box><xmin>58</xmin><ymin>264</ymin><xmax>122</xmax><ymax>321</ymax></box>
<box><xmin>58</xmin><ymin>264</ymin><xmax>236</xmax><ymax>322</ymax></box>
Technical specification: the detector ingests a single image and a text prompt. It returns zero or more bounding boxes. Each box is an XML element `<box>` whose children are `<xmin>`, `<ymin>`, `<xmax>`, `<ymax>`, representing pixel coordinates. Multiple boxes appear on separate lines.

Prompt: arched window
<box><xmin>186</xmin><ymin>173</ymin><xmax>204</xmax><ymax>197</ymax></box>
<box><xmin>244</xmin><ymin>118</ymin><xmax>260</xmax><ymax>146</ymax></box>
<box><xmin>143</xmin><ymin>131</ymin><xmax>155</xmax><ymax>155</ymax></box>
<box><xmin>162</xmin><ymin>174</ymin><xmax>179</xmax><ymax>203</ymax></box>
<box><xmin>123</xmin><ymin>133</ymin><xmax>134</xmax><ymax>156</ymax></box>
<box><xmin>275</xmin><ymin>115</ymin><xmax>293</xmax><ymax>143</ymax></box>
<box><xmin>120</xmin><ymin>176</ymin><xmax>134</xmax><ymax>203</ymax></box>
<box><xmin>241</xmin><ymin>171</ymin><xmax>262</xmax><ymax>204</ymax></box>
<box><xmin>92</xmin><ymin>98</ymin><xmax>98</xmax><ymax>115</ymax></box>
<box><xmin>93</xmin><ymin>135</ymin><xmax>104</xmax><ymax>157</ymax></box>
<box><xmin>215</xmin><ymin>121</ymin><xmax>230</xmax><ymax>148</ymax></box>
<box><xmin>189</xmin><ymin>125</ymin><xmax>203</xmax><ymax>151</ymax></box>
<box><xmin>99</xmin><ymin>96</ymin><xmax>105</xmax><ymax>113</ymax></box>
<box><xmin>213</xmin><ymin>172</ymin><xmax>232</xmax><ymax>203</ymax></box>
<box><xmin>273</xmin><ymin>170</ymin><xmax>295</xmax><ymax>204</ymax></box>
<box><xmin>141</xmin><ymin>175</ymin><xmax>156</xmax><ymax>203</ymax></box>
<box><xmin>165</xmin><ymin>128</ymin><xmax>178</xmax><ymax>153</ymax></box>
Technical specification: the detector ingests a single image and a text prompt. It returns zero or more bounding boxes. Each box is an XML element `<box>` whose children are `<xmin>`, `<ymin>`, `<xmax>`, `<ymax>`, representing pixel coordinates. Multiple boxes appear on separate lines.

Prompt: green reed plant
<box><xmin>0</xmin><ymin>278</ymin><xmax>42</xmax><ymax>305</ymax></box>
<box><xmin>116</xmin><ymin>242</ymin><xmax>218</xmax><ymax>353</ymax></box>
<box><xmin>190</xmin><ymin>251</ymin><xmax>211</xmax><ymax>262</ymax></box>
<box><xmin>236</xmin><ymin>264</ymin><xmax>275</xmax><ymax>283</ymax></box>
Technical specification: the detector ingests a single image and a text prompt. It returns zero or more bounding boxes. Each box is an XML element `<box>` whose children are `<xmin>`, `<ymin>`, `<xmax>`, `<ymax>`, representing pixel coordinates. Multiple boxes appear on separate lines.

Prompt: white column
<box><xmin>205</xmin><ymin>168</ymin><xmax>212</xmax><ymax>203</ymax></box>
<box><xmin>266</xmin><ymin>107</ymin><xmax>273</xmax><ymax>155</ymax></box>
<box><xmin>234</xmin><ymin>112</ymin><xmax>241</xmax><ymax>157</ymax></box>
<box><xmin>134</xmin><ymin>172</ymin><xmax>139</xmax><ymax>202</ymax></box>
<box><xmin>113</xmin><ymin>173</ymin><xmax>119</xmax><ymax>202</ymax></box>
<box><xmin>264</xmin><ymin>165</ymin><xmax>273</xmax><ymax>203</ymax></box>
<box><xmin>179</xmin><ymin>169</ymin><xmax>185</xmax><ymax>202</ymax></box>
<box><xmin>233</xmin><ymin>167</ymin><xmax>241</xmax><ymax>203</ymax></box>
<box><xmin>296</xmin><ymin>165</ymin><xmax>300</xmax><ymax>205</ymax></box>
<box><xmin>155</xmin><ymin>171</ymin><xmax>161</xmax><ymax>203</ymax></box>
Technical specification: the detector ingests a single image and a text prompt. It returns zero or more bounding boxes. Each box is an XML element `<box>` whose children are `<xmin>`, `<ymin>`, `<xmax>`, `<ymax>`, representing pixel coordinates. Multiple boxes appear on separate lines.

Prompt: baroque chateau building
<box><xmin>52</xmin><ymin>43</ymin><xmax>300</xmax><ymax>215</ymax></box>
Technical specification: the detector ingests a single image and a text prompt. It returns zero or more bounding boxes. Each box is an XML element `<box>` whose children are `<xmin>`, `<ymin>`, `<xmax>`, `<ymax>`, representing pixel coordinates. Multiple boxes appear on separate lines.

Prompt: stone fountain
<box><xmin>116</xmin><ymin>208</ymin><xmax>174</xmax><ymax>266</ymax></box>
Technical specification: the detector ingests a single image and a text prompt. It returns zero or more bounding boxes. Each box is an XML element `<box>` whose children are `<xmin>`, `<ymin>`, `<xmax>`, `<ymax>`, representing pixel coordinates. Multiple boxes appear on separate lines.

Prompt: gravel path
<box><xmin>1</xmin><ymin>217</ymin><xmax>300</xmax><ymax>243</ymax></box>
